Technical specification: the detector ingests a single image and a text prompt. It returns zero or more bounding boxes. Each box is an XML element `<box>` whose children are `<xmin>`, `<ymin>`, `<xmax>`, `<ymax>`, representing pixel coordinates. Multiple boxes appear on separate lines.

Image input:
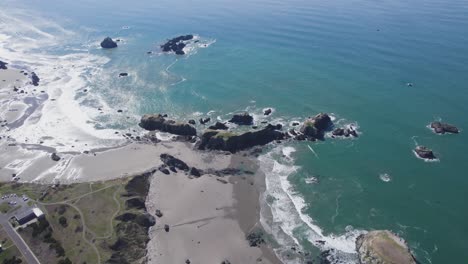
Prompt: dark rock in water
<box><xmin>221</xmin><ymin>260</ymin><xmax>231</xmax><ymax>264</ymax></box>
<box><xmin>199</xmin><ymin>117</ymin><xmax>211</xmax><ymax>125</ymax></box>
<box><xmin>117</xmin><ymin>109</ymin><xmax>123</xmax><ymax>113</ymax></box>
<box><xmin>31</xmin><ymin>72</ymin><xmax>40</xmax><ymax>86</ymax></box>
<box><xmin>160</xmin><ymin>35</ymin><xmax>194</xmax><ymax>55</ymax></box>
<box><xmin>266</xmin><ymin>123</ymin><xmax>282</xmax><ymax>130</ymax></box>
<box><xmin>356</xmin><ymin>230</ymin><xmax>418</xmax><ymax>264</ymax></box>
<box><xmin>0</xmin><ymin>60</ymin><xmax>7</xmax><ymax>70</ymax></box>
<box><xmin>197</xmin><ymin>124</ymin><xmax>284</xmax><ymax>153</ymax></box>
<box><xmin>430</xmin><ymin>121</ymin><xmax>459</xmax><ymax>134</ymax></box>
<box><xmin>292</xmin><ymin>122</ymin><xmax>300</xmax><ymax>126</ymax></box>
<box><xmin>169</xmin><ymin>166</ymin><xmax>177</xmax><ymax>173</ymax></box>
<box><xmin>185</xmin><ymin>259</ymin><xmax>191</xmax><ymax>264</ymax></box>
<box><xmin>208</xmin><ymin>122</ymin><xmax>228</xmax><ymax>130</ymax></box>
<box><xmin>139</xmin><ymin>114</ymin><xmax>196</xmax><ymax>136</ymax></box>
<box><xmin>332</xmin><ymin>128</ymin><xmax>345</xmax><ymax>136</ymax></box>
<box><xmin>155</xmin><ymin>209</ymin><xmax>163</xmax><ymax>218</ymax></box>
<box><xmin>100</xmin><ymin>37</ymin><xmax>118</xmax><ymax>49</ymax></box>
<box><xmin>299</xmin><ymin>113</ymin><xmax>333</xmax><ymax>140</ymax></box>
<box><xmin>119</xmin><ymin>73</ymin><xmax>128</xmax><ymax>77</ymax></box>
<box><xmin>263</xmin><ymin>108</ymin><xmax>272</xmax><ymax>116</ymax></box>
<box><xmin>126</xmin><ymin>197</ymin><xmax>146</xmax><ymax>209</ymax></box>
<box><xmin>164</xmin><ymin>224</ymin><xmax>170</xmax><ymax>232</ymax></box>
<box><xmin>51</xmin><ymin>153</ymin><xmax>61</xmax><ymax>161</ymax></box>
<box><xmin>115</xmin><ymin>212</ymin><xmax>137</xmax><ymax>222</ymax></box>
<box><xmin>414</xmin><ymin>146</ymin><xmax>436</xmax><ymax>160</ymax></box>
<box><xmin>246</xmin><ymin>231</ymin><xmax>265</xmax><ymax>247</ymax></box>
<box><xmin>135</xmin><ymin>213</ymin><xmax>156</xmax><ymax>227</ymax></box>
<box><xmin>158</xmin><ymin>165</ymin><xmax>170</xmax><ymax>175</ymax></box>
<box><xmin>229</xmin><ymin>112</ymin><xmax>254</xmax><ymax>125</ymax></box>
<box><xmin>189</xmin><ymin>167</ymin><xmax>201</xmax><ymax>177</ymax></box>
<box><xmin>160</xmin><ymin>154</ymin><xmax>190</xmax><ymax>171</ymax></box>
<box><xmin>188</xmin><ymin>119</ymin><xmax>196</xmax><ymax>125</ymax></box>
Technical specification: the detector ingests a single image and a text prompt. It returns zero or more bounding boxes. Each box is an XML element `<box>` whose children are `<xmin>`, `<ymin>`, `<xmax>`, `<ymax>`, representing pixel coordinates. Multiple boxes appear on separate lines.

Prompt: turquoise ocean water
<box><xmin>1</xmin><ymin>0</ymin><xmax>468</xmax><ymax>262</ymax></box>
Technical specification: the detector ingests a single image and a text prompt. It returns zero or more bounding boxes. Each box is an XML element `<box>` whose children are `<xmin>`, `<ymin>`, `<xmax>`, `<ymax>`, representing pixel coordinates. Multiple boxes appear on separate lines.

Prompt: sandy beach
<box><xmin>146</xmin><ymin>153</ymin><xmax>281</xmax><ymax>264</ymax></box>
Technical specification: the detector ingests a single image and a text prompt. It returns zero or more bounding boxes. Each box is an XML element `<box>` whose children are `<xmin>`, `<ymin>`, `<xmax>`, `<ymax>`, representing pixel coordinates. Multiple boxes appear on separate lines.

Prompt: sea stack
<box><xmin>100</xmin><ymin>37</ymin><xmax>118</xmax><ymax>49</ymax></box>
<box><xmin>414</xmin><ymin>146</ymin><xmax>436</xmax><ymax>160</ymax></box>
<box><xmin>430</xmin><ymin>121</ymin><xmax>459</xmax><ymax>134</ymax></box>
<box><xmin>356</xmin><ymin>230</ymin><xmax>418</xmax><ymax>264</ymax></box>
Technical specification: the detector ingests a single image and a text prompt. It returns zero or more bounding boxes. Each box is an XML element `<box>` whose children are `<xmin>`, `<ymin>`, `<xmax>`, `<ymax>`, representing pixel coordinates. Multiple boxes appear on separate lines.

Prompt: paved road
<box><xmin>0</xmin><ymin>219</ymin><xmax>40</xmax><ymax>264</ymax></box>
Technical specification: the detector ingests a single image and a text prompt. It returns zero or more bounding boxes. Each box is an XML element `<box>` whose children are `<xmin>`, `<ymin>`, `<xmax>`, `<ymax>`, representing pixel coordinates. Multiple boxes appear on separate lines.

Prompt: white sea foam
<box><xmin>259</xmin><ymin>145</ymin><xmax>363</xmax><ymax>263</ymax></box>
<box><xmin>0</xmin><ymin>8</ymin><xmax>125</xmax><ymax>152</ymax></box>
<box><xmin>379</xmin><ymin>173</ymin><xmax>392</xmax><ymax>182</ymax></box>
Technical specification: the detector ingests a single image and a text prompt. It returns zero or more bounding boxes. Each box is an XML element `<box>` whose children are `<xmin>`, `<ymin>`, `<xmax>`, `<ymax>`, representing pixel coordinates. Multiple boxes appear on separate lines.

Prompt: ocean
<box><xmin>1</xmin><ymin>0</ymin><xmax>468</xmax><ymax>262</ymax></box>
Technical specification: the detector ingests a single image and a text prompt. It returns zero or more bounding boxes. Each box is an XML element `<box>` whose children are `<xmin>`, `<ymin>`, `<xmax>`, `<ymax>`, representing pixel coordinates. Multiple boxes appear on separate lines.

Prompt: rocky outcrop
<box><xmin>356</xmin><ymin>230</ymin><xmax>418</xmax><ymax>264</ymax></box>
<box><xmin>160</xmin><ymin>154</ymin><xmax>190</xmax><ymax>171</ymax></box>
<box><xmin>414</xmin><ymin>146</ymin><xmax>436</xmax><ymax>160</ymax></box>
<box><xmin>299</xmin><ymin>113</ymin><xmax>333</xmax><ymax>140</ymax></box>
<box><xmin>199</xmin><ymin>117</ymin><xmax>211</xmax><ymax>125</ymax></box>
<box><xmin>208</xmin><ymin>122</ymin><xmax>228</xmax><ymax>130</ymax></box>
<box><xmin>139</xmin><ymin>114</ymin><xmax>196</xmax><ymax>136</ymax></box>
<box><xmin>31</xmin><ymin>72</ymin><xmax>40</xmax><ymax>86</ymax></box>
<box><xmin>430</xmin><ymin>121</ymin><xmax>459</xmax><ymax>134</ymax></box>
<box><xmin>119</xmin><ymin>73</ymin><xmax>128</xmax><ymax>77</ymax></box>
<box><xmin>51</xmin><ymin>153</ymin><xmax>61</xmax><ymax>161</ymax></box>
<box><xmin>160</xmin><ymin>35</ymin><xmax>194</xmax><ymax>55</ymax></box>
<box><xmin>246</xmin><ymin>231</ymin><xmax>265</xmax><ymax>247</ymax></box>
<box><xmin>100</xmin><ymin>37</ymin><xmax>118</xmax><ymax>49</ymax></box>
<box><xmin>125</xmin><ymin>197</ymin><xmax>146</xmax><ymax>209</ymax></box>
<box><xmin>264</xmin><ymin>108</ymin><xmax>272</xmax><ymax>116</ymax></box>
<box><xmin>229</xmin><ymin>113</ymin><xmax>254</xmax><ymax>125</ymax></box>
<box><xmin>0</xmin><ymin>60</ymin><xmax>7</xmax><ymax>70</ymax></box>
<box><xmin>197</xmin><ymin>124</ymin><xmax>284</xmax><ymax>153</ymax></box>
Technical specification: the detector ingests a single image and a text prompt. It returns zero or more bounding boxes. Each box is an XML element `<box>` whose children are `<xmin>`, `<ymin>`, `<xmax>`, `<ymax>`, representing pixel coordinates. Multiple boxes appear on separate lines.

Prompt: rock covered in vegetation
<box><xmin>299</xmin><ymin>113</ymin><xmax>333</xmax><ymax>140</ymax></box>
<box><xmin>139</xmin><ymin>114</ymin><xmax>196</xmax><ymax>136</ymax></box>
<box><xmin>197</xmin><ymin>124</ymin><xmax>284</xmax><ymax>153</ymax></box>
<box><xmin>356</xmin><ymin>230</ymin><xmax>418</xmax><ymax>264</ymax></box>
<box><xmin>100</xmin><ymin>37</ymin><xmax>118</xmax><ymax>49</ymax></box>
<box><xmin>430</xmin><ymin>121</ymin><xmax>459</xmax><ymax>134</ymax></box>
<box><xmin>414</xmin><ymin>146</ymin><xmax>436</xmax><ymax>160</ymax></box>
<box><xmin>229</xmin><ymin>112</ymin><xmax>254</xmax><ymax>125</ymax></box>
<box><xmin>160</xmin><ymin>35</ymin><xmax>194</xmax><ymax>55</ymax></box>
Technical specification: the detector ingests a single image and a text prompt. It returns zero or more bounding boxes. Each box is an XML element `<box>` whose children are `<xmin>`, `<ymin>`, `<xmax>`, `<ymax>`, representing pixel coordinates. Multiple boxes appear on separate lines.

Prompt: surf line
<box><xmin>307</xmin><ymin>144</ymin><xmax>319</xmax><ymax>158</ymax></box>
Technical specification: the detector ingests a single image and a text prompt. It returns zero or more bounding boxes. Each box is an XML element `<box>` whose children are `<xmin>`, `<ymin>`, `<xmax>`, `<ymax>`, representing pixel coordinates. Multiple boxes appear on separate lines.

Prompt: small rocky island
<box><xmin>356</xmin><ymin>230</ymin><xmax>418</xmax><ymax>264</ymax></box>
<box><xmin>414</xmin><ymin>145</ymin><xmax>436</xmax><ymax>160</ymax></box>
<box><xmin>160</xmin><ymin>35</ymin><xmax>194</xmax><ymax>55</ymax></box>
<box><xmin>101</xmin><ymin>37</ymin><xmax>118</xmax><ymax>49</ymax></box>
<box><xmin>430</xmin><ymin>121</ymin><xmax>459</xmax><ymax>134</ymax></box>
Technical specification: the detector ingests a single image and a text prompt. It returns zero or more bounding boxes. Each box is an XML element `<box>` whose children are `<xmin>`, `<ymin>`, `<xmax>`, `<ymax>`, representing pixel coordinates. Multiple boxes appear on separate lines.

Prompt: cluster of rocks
<box><xmin>332</xmin><ymin>126</ymin><xmax>358</xmax><ymax>138</ymax></box>
<box><xmin>0</xmin><ymin>60</ymin><xmax>7</xmax><ymax>70</ymax></box>
<box><xmin>100</xmin><ymin>37</ymin><xmax>118</xmax><ymax>49</ymax></box>
<box><xmin>430</xmin><ymin>121</ymin><xmax>459</xmax><ymax>134</ymax></box>
<box><xmin>295</xmin><ymin>113</ymin><xmax>333</xmax><ymax>141</ymax></box>
<box><xmin>139</xmin><ymin>114</ymin><xmax>196</xmax><ymax>136</ymax></box>
<box><xmin>246</xmin><ymin>230</ymin><xmax>265</xmax><ymax>247</ymax></box>
<box><xmin>160</xmin><ymin>35</ymin><xmax>194</xmax><ymax>55</ymax></box>
<box><xmin>229</xmin><ymin>112</ymin><xmax>254</xmax><ymax>125</ymax></box>
<box><xmin>356</xmin><ymin>230</ymin><xmax>418</xmax><ymax>264</ymax></box>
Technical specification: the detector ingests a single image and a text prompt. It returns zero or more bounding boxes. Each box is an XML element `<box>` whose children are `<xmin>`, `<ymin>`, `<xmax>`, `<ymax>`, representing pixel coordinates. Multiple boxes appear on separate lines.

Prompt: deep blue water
<box><xmin>2</xmin><ymin>0</ymin><xmax>468</xmax><ymax>262</ymax></box>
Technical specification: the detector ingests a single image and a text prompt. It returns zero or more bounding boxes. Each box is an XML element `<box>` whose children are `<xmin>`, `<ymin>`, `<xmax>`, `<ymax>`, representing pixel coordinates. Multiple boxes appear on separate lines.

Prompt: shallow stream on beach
<box><xmin>1</xmin><ymin>0</ymin><xmax>468</xmax><ymax>262</ymax></box>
